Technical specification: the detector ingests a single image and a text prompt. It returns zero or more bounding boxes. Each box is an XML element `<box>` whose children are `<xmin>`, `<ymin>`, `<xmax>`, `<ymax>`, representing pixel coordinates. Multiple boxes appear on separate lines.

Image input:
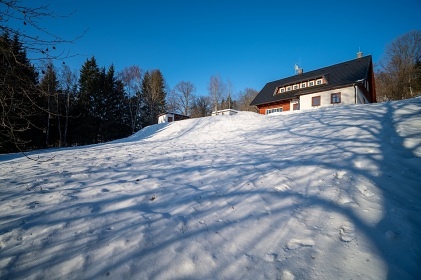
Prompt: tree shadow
<box><xmin>0</xmin><ymin>99</ymin><xmax>420</xmax><ymax>279</ymax></box>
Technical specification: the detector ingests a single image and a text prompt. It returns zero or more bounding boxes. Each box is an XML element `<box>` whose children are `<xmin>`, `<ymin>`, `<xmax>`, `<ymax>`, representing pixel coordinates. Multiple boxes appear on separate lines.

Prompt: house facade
<box><xmin>250</xmin><ymin>54</ymin><xmax>376</xmax><ymax>114</ymax></box>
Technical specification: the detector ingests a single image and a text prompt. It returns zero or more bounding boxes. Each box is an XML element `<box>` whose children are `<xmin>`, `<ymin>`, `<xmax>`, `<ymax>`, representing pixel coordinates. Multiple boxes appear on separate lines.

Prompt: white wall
<box><xmin>299</xmin><ymin>86</ymin><xmax>356</xmax><ymax>110</ymax></box>
<box><xmin>158</xmin><ymin>114</ymin><xmax>174</xmax><ymax>124</ymax></box>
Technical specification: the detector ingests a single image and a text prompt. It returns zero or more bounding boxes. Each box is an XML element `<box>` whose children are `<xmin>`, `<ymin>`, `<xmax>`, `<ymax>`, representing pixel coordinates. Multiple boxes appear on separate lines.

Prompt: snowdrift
<box><xmin>1</xmin><ymin>98</ymin><xmax>420</xmax><ymax>279</ymax></box>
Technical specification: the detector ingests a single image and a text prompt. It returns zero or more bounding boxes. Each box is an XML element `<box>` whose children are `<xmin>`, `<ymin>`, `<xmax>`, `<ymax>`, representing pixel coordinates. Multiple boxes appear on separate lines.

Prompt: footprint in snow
<box><xmin>286</xmin><ymin>238</ymin><xmax>315</xmax><ymax>250</ymax></box>
<box><xmin>339</xmin><ymin>221</ymin><xmax>355</xmax><ymax>242</ymax></box>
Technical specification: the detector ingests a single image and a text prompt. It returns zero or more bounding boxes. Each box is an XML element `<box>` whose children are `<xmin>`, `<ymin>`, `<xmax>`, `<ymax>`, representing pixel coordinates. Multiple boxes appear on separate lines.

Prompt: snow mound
<box><xmin>1</xmin><ymin>98</ymin><xmax>421</xmax><ymax>279</ymax></box>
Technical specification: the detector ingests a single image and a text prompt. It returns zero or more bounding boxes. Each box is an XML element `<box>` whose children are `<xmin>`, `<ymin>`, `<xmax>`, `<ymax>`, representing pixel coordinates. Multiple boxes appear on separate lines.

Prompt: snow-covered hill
<box><xmin>1</xmin><ymin>98</ymin><xmax>421</xmax><ymax>279</ymax></box>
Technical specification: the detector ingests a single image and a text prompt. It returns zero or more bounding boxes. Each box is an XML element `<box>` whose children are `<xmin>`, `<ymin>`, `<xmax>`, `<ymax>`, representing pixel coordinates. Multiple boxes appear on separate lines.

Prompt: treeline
<box><xmin>0</xmin><ymin>33</ymin><xmax>167</xmax><ymax>153</ymax></box>
<box><xmin>0</xmin><ymin>32</ymin><xmax>259</xmax><ymax>154</ymax></box>
<box><xmin>167</xmin><ymin>77</ymin><xmax>258</xmax><ymax>118</ymax></box>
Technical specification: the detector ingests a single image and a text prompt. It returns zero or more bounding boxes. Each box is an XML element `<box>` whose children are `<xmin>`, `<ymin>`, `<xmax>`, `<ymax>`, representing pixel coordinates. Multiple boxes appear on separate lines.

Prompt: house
<box><xmin>157</xmin><ymin>112</ymin><xmax>190</xmax><ymax>124</ymax></box>
<box><xmin>250</xmin><ymin>53</ymin><xmax>376</xmax><ymax>114</ymax></box>
<box><xmin>211</xmin><ymin>109</ymin><xmax>239</xmax><ymax>116</ymax></box>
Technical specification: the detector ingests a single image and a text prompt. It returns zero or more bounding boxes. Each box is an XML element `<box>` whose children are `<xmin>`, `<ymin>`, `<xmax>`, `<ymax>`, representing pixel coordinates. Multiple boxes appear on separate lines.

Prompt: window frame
<box><xmin>266</xmin><ymin>107</ymin><xmax>283</xmax><ymax>115</ymax></box>
<box><xmin>331</xmin><ymin>92</ymin><xmax>341</xmax><ymax>104</ymax></box>
<box><xmin>312</xmin><ymin>96</ymin><xmax>321</xmax><ymax>107</ymax></box>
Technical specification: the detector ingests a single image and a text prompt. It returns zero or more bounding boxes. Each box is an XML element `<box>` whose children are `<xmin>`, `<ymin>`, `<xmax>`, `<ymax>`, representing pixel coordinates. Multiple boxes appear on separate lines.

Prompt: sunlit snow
<box><xmin>1</xmin><ymin>98</ymin><xmax>420</xmax><ymax>279</ymax></box>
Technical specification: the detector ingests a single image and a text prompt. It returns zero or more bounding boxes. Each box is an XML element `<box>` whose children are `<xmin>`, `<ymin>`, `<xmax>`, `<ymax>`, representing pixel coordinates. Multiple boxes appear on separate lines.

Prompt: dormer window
<box><xmin>301</xmin><ymin>82</ymin><xmax>306</xmax><ymax>88</ymax></box>
<box><xmin>309</xmin><ymin>81</ymin><xmax>314</xmax><ymax>86</ymax></box>
<box><xmin>316</xmin><ymin>79</ymin><xmax>323</xmax><ymax>85</ymax></box>
<box><xmin>280</xmin><ymin>88</ymin><xmax>284</xmax><ymax>93</ymax></box>
<box><xmin>293</xmin><ymin>85</ymin><xmax>298</xmax><ymax>90</ymax></box>
<box><xmin>287</xmin><ymin>86</ymin><xmax>292</xmax><ymax>91</ymax></box>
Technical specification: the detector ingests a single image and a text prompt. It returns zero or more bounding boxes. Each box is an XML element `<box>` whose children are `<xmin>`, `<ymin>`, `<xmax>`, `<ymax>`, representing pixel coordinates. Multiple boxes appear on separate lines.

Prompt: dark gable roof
<box><xmin>250</xmin><ymin>55</ymin><xmax>373</xmax><ymax>106</ymax></box>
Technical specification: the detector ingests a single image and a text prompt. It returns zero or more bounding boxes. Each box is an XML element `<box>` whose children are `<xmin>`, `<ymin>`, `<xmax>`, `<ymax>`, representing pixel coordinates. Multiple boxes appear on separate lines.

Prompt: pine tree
<box><xmin>0</xmin><ymin>32</ymin><xmax>40</xmax><ymax>152</ymax></box>
<box><xmin>77</xmin><ymin>56</ymin><xmax>101</xmax><ymax>144</ymax></box>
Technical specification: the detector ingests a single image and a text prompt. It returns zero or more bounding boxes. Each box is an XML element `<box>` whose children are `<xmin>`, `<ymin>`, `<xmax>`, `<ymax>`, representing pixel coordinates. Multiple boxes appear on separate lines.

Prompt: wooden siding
<box><xmin>258</xmin><ymin>100</ymin><xmax>291</xmax><ymax>114</ymax></box>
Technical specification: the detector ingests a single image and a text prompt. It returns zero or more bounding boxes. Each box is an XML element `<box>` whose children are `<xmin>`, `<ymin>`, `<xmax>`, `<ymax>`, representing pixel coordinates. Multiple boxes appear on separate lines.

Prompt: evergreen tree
<box><xmin>101</xmin><ymin>65</ymin><xmax>131</xmax><ymax>141</ymax></box>
<box><xmin>0</xmin><ymin>32</ymin><xmax>40</xmax><ymax>152</ymax></box>
<box><xmin>76</xmin><ymin>58</ymin><xmax>131</xmax><ymax>144</ymax></box>
<box><xmin>76</xmin><ymin>56</ymin><xmax>101</xmax><ymax>144</ymax></box>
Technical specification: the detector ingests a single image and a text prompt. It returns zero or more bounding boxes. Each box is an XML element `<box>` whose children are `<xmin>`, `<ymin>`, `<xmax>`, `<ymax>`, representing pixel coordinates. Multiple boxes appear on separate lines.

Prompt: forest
<box><xmin>0</xmin><ymin>31</ymin><xmax>259</xmax><ymax>153</ymax></box>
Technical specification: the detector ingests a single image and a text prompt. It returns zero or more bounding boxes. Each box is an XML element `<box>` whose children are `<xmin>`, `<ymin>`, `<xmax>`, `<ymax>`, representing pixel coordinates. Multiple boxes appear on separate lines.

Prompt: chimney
<box><xmin>357</xmin><ymin>51</ymin><xmax>363</xmax><ymax>58</ymax></box>
<box><xmin>297</xmin><ymin>68</ymin><xmax>303</xmax><ymax>75</ymax></box>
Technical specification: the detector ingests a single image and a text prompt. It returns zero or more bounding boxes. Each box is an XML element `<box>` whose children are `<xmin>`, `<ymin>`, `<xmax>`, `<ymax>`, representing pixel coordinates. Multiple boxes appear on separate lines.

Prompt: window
<box><xmin>287</xmin><ymin>86</ymin><xmax>292</xmax><ymax>91</ymax></box>
<box><xmin>266</xmin><ymin>107</ymin><xmax>283</xmax><ymax>114</ymax></box>
<box><xmin>312</xmin><ymin>96</ymin><xmax>321</xmax><ymax>106</ymax></box>
<box><xmin>280</xmin><ymin>88</ymin><xmax>285</xmax><ymax>93</ymax></box>
<box><xmin>331</xmin><ymin>92</ymin><xmax>341</xmax><ymax>104</ymax></box>
<box><xmin>293</xmin><ymin>85</ymin><xmax>298</xmax><ymax>90</ymax></box>
<box><xmin>316</xmin><ymin>79</ymin><xmax>322</xmax><ymax>85</ymax></box>
<box><xmin>301</xmin><ymin>83</ymin><xmax>306</xmax><ymax>88</ymax></box>
<box><xmin>309</xmin><ymin>81</ymin><xmax>314</xmax><ymax>86</ymax></box>
<box><xmin>293</xmin><ymin>103</ymin><xmax>300</xmax><ymax>110</ymax></box>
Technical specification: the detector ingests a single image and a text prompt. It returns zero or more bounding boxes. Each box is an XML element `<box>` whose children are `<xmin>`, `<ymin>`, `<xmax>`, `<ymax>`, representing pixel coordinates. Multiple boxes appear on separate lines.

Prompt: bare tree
<box><xmin>0</xmin><ymin>0</ymin><xmax>82</xmax><ymax>61</ymax></box>
<box><xmin>208</xmin><ymin>74</ymin><xmax>225</xmax><ymax>112</ymax></box>
<box><xmin>174</xmin><ymin>81</ymin><xmax>196</xmax><ymax>116</ymax></box>
<box><xmin>119</xmin><ymin>65</ymin><xmax>143</xmax><ymax>133</ymax></box>
<box><xmin>236</xmin><ymin>88</ymin><xmax>259</xmax><ymax>112</ymax></box>
<box><xmin>58</xmin><ymin>64</ymin><xmax>78</xmax><ymax>146</ymax></box>
<box><xmin>165</xmin><ymin>89</ymin><xmax>180</xmax><ymax>114</ymax></box>
<box><xmin>190</xmin><ymin>95</ymin><xmax>211</xmax><ymax>118</ymax></box>
<box><xmin>376</xmin><ymin>30</ymin><xmax>421</xmax><ymax>101</ymax></box>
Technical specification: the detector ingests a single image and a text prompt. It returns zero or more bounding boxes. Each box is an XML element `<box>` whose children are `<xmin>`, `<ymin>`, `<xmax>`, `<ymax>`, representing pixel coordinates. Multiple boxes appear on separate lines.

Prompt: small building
<box><xmin>157</xmin><ymin>112</ymin><xmax>190</xmax><ymax>124</ymax></box>
<box><xmin>211</xmin><ymin>109</ymin><xmax>239</xmax><ymax>116</ymax></box>
<box><xmin>250</xmin><ymin>53</ymin><xmax>376</xmax><ymax>114</ymax></box>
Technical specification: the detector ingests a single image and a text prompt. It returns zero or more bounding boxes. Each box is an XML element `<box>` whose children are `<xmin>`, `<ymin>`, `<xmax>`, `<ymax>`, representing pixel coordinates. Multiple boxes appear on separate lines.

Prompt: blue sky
<box><xmin>21</xmin><ymin>0</ymin><xmax>421</xmax><ymax>97</ymax></box>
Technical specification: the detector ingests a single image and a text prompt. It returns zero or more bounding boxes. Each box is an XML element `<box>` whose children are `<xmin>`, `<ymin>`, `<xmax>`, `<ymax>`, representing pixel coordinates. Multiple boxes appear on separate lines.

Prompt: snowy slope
<box><xmin>1</xmin><ymin>98</ymin><xmax>421</xmax><ymax>280</ymax></box>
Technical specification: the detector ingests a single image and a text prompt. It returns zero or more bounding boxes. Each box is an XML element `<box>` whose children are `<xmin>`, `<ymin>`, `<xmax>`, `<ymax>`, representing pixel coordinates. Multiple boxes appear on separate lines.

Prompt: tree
<box><xmin>58</xmin><ymin>64</ymin><xmax>78</xmax><ymax>147</ymax></box>
<box><xmin>224</xmin><ymin>79</ymin><xmax>234</xmax><ymax>109</ymax></box>
<box><xmin>0</xmin><ymin>0</ymin><xmax>83</xmax><ymax>154</ymax></box>
<box><xmin>208</xmin><ymin>74</ymin><xmax>225</xmax><ymax>112</ymax></box>
<box><xmin>1</xmin><ymin>0</ymin><xmax>83</xmax><ymax>62</ymax></box>
<box><xmin>77</xmin><ymin>59</ymin><xmax>131</xmax><ymax>143</ymax></box>
<box><xmin>142</xmin><ymin>70</ymin><xmax>166</xmax><ymax>125</ymax></box>
<box><xmin>119</xmin><ymin>65</ymin><xmax>143</xmax><ymax>133</ymax></box>
<box><xmin>0</xmin><ymin>32</ymin><xmax>39</xmax><ymax>152</ymax></box>
<box><xmin>39</xmin><ymin>61</ymin><xmax>59</xmax><ymax>147</ymax></box>
<box><xmin>376</xmin><ymin>30</ymin><xmax>421</xmax><ymax>101</ymax></box>
<box><xmin>236</xmin><ymin>88</ymin><xmax>259</xmax><ymax>112</ymax></box>
<box><xmin>174</xmin><ymin>81</ymin><xmax>196</xmax><ymax>116</ymax></box>
<box><xmin>190</xmin><ymin>95</ymin><xmax>211</xmax><ymax>118</ymax></box>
